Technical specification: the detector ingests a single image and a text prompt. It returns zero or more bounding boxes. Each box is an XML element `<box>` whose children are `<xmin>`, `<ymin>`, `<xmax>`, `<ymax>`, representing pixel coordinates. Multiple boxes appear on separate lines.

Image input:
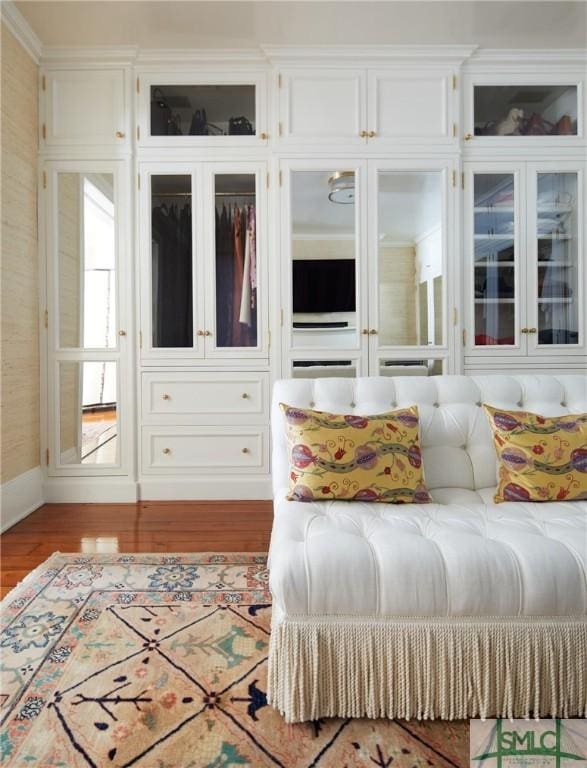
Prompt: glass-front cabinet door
<box><xmin>528</xmin><ymin>164</ymin><xmax>584</xmax><ymax>352</ymax></box>
<box><xmin>137</xmin><ymin>72</ymin><xmax>268</xmax><ymax>146</ymax></box>
<box><xmin>368</xmin><ymin>160</ymin><xmax>452</xmax><ymax>375</ymax></box>
<box><xmin>46</xmin><ymin>161</ymin><xmax>132</xmax><ymax>475</ymax></box>
<box><xmin>464</xmin><ymin>74</ymin><xmax>583</xmax><ymax>145</ymax></box>
<box><xmin>205</xmin><ymin>165</ymin><xmax>267</xmax><ymax>359</ymax></box>
<box><xmin>466</xmin><ymin>164</ymin><xmax>524</xmax><ymax>355</ymax></box>
<box><xmin>140</xmin><ymin>162</ymin><xmax>267</xmax><ymax>363</ymax></box>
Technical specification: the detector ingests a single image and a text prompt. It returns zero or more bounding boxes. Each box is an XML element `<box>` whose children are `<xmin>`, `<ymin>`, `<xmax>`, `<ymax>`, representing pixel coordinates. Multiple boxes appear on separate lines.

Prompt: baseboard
<box><xmin>139</xmin><ymin>476</ymin><xmax>272</xmax><ymax>500</ymax></box>
<box><xmin>0</xmin><ymin>466</ymin><xmax>44</xmax><ymax>532</ymax></box>
<box><xmin>43</xmin><ymin>477</ymin><xmax>138</xmax><ymax>503</ymax></box>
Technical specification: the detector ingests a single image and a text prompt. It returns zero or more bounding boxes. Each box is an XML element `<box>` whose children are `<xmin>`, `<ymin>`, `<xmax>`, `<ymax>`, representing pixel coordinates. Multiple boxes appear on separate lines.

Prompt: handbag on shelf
<box><xmin>554</xmin><ymin>114</ymin><xmax>574</xmax><ymax>135</ymax></box>
<box><xmin>150</xmin><ymin>87</ymin><xmax>173</xmax><ymax>135</ymax></box>
<box><xmin>228</xmin><ymin>116</ymin><xmax>254</xmax><ymax>135</ymax></box>
<box><xmin>167</xmin><ymin>113</ymin><xmax>183</xmax><ymax>135</ymax></box>
<box><xmin>522</xmin><ymin>112</ymin><xmax>555</xmax><ymax>136</ymax></box>
<box><xmin>189</xmin><ymin>109</ymin><xmax>208</xmax><ymax>136</ymax></box>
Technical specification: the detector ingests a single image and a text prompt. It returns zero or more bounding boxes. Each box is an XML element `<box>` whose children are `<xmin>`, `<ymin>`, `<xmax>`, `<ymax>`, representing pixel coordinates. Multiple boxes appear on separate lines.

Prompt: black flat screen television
<box><xmin>292</xmin><ymin>259</ymin><xmax>356</xmax><ymax>313</ymax></box>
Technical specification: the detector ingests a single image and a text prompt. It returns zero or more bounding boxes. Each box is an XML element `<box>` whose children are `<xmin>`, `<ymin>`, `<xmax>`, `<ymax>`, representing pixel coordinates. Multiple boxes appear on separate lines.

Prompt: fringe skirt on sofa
<box><xmin>267</xmin><ymin>616</ymin><xmax>587</xmax><ymax>723</ymax></box>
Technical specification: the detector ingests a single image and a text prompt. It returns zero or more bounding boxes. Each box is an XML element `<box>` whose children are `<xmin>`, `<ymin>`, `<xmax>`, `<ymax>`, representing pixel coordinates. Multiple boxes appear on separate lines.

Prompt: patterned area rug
<box><xmin>1</xmin><ymin>554</ymin><xmax>469</xmax><ymax>767</ymax></box>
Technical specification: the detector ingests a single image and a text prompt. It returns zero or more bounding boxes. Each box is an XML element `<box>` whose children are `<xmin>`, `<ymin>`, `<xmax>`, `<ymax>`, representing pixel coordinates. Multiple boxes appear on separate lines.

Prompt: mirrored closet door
<box><xmin>281</xmin><ymin>160</ymin><xmax>368</xmax><ymax>378</ymax></box>
<box><xmin>46</xmin><ymin>161</ymin><xmax>132</xmax><ymax>475</ymax></box>
<box><xmin>367</xmin><ymin>159</ymin><xmax>453</xmax><ymax>376</ymax></box>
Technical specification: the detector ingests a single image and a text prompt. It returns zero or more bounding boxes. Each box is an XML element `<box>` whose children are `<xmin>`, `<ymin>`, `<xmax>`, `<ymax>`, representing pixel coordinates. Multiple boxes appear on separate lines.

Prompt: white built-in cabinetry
<box><xmin>38</xmin><ymin>46</ymin><xmax>587</xmax><ymax>502</ymax></box>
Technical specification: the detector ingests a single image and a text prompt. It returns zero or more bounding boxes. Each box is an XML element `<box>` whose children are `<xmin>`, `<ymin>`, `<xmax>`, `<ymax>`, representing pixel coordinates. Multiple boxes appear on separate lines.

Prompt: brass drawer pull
<box><xmin>118</xmin><ymin>329</ymin><xmax>127</xmax><ymax>336</ymax></box>
<box><xmin>116</xmin><ymin>131</ymin><xmax>125</xmax><ymax>139</ymax></box>
<box><xmin>241</xmin><ymin>393</ymin><xmax>249</xmax><ymax>399</ymax></box>
<box><xmin>259</xmin><ymin>132</ymin><xmax>269</xmax><ymax>140</ymax></box>
<box><xmin>162</xmin><ymin>394</ymin><xmax>171</xmax><ymax>400</ymax></box>
<box><xmin>242</xmin><ymin>447</ymin><xmax>250</xmax><ymax>454</ymax></box>
<box><xmin>464</xmin><ymin>133</ymin><xmax>473</xmax><ymax>141</ymax></box>
<box><xmin>162</xmin><ymin>447</ymin><xmax>171</xmax><ymax>454</ymax></box>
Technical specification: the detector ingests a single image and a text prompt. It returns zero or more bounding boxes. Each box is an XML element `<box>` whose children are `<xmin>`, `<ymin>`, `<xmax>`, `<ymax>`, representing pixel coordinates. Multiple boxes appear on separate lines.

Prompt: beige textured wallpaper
<box><xmin>1</xmin><ymin>23</ymin><xmax>39</xmax><ymax>483</ymax></box>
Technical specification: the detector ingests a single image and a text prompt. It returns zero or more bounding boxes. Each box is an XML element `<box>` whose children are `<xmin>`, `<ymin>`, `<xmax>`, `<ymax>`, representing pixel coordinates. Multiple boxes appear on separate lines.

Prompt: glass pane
<box><xmin>291</xmin><ymin>170</ymin><xmax>358</xmax><ymax>349</ymax></box>
<box><xmin>58</xmin><ymin>173</ymin><xmax>116</xmax><ymax>348</ymax></box>
<box><xmin>378</xmin><ymin>172</ymin><xmax>443</xmax><ymax>346</ymax></box>
<box><xmin>473</xmin><ymin>174</ymin><xmax>516</xmax><ymax>346</ymax></box>
<box><xmin>474</xmin><ymin>85</ymin><xmax>577</xmax><ymax>136</ymax></box>
<box><xmin>151</xmin><ymin>175</ymin><xmax>193</xmax><ymax>348</ymax></box>
<box><xmin>150</xmin><ymin>85</ymin><xmax>255</xmax><ymax>137</ymax></box>
<box><xmin>379</xmin><ymin>358</ymin><xmax>444</xmax><ymax>376</ymax></box>
<box><xmin>59</xmin><ymin>361</ymin><xmax>118</xmax><ymax>465</ymax></box>
<box><xmin>292</xmin><ymin>360</ymin><xmax>357</xmax><ymax>379</ymax></box>
<box><xmin>215</xmin><ymin>174</ymin><xmax>257</xmax><ymax>348</ymax></box>
<box><xmin>536</xmin><ymin>173</ymin><xmax>579</xmax><ymax>345</ymax></box>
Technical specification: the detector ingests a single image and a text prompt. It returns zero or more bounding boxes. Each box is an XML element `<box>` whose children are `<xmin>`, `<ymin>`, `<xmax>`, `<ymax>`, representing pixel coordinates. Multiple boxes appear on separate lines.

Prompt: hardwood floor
<box><xmin>0</xmin><ymin>501</ymin><xmax>274</xmax><ymax>599</ymax></box>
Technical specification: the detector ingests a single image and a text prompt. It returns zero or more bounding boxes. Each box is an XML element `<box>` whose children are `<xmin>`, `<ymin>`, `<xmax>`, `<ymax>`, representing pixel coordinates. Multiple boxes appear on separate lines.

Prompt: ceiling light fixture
<box><xmin>328</xmin><ymin>171</ymin><xmax>355</xmax><ymax>204</ymax></box>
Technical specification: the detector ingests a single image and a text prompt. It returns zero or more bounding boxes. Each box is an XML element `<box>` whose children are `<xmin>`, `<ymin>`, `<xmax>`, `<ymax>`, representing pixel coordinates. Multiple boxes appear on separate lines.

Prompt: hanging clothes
<box><xmin>215</xmin><ymin>203</ymin><xmax>233</xmax><ymax>347</ymax></box>
<box><xmin>151</xmin><ymin>202</ymin><xmax>193</xmax><ymax>347</ymax></box>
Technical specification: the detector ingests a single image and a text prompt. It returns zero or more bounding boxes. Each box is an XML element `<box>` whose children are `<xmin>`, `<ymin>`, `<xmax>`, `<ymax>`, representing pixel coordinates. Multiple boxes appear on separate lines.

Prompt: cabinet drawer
<box><xmin>141</xmin><ymin>372</ymin><xmax>269</xmax><ymax>424</ymax></box>
<box><xmin>142</xmin><ymin>426</ymin><xmax>268</xmax><ymax>474</ymax></box>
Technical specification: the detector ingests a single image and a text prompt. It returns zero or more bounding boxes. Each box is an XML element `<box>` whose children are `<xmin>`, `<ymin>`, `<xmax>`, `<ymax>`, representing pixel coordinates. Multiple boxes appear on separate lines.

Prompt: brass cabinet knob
<box><xmin>528</xmin><ymin>327</ymin><xmax>537</xmax><ymax>334</ymax></box>
<box><xmin>242</xmin><ymin>447</ymin><xmax>249</xmax><ymax>454</ymax></box>
<box><xmin>197</xmin><ymin>330</ymin><xmax>205</xmax><ymax>336</ymax></box>
<box><xmin>361</xmin><ymin>328</ymin><xmax>369</xmax><ymax>335</ymax></box>
<box><xmin>162</xmin><ymin>393</ymin><xmax>171</xmax><ymax>400</ymax></box>
<box><xmin>162</xmin><ymin>447</ymin><xmax>171</xmax><ymax>454</ymax></box>
<box><xmin>259</xmin><ymin>132</ymin><xmax>269</xmax><ymax>140</ymax></box>
<box><xmin>521</xmin><ymin>327</ymin><xmax>528</xmax><ymax>333</ymax></box>
<box><xmin>359</xmin><ymin>130</ymin><xmax>368</xmax><ymax>138</ymax></box>
<box><xmin>369</xmin><ymin>328</ymin><xmax>378</xmax><ymax>335</ymax></box>
<box><xmin>368</xmin><ymin>131</ymin><xmax>377</xmax><ymax>138</ymax></box>
<box><xmin>118</xmin><ymin>329</ymin><xmax>126</xmax><ymax>336</ymax></box>
<box><xmin>204</xmin><ymin>330</ymin><xmax>212</xmax><ymax>337</ymax></box>
<box><xmin>464</xmin><ymin>133</ymin><xmax>473</xmax><ymax>141</ymax></box>
<box><xmin>241</xmin><ymin>393</ymin><xmax>249</xmax><ymax>399</ymax></box>
<box><xmin>116</xmin><ymin>131</ymin><xmax>125</xmax><ymax>139</ymax></box>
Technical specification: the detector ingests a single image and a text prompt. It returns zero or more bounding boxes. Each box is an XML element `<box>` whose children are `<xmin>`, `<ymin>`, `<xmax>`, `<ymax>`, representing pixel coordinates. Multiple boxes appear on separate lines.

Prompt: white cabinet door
<box><xmin>526</xmin><ymin>162</ymin><xmax>585</xmax><ymax>355</ymax></box>
<box><xmin>43</xmin><ymin>69</ymin><xmax>128</xmax><ymax>148</ymax></box>
<box><xmin>279</xmin><ymin>69</ymin><xmax>366</xmax><ymax>145</ymax></box>
<box><xmin>367</xmin><ymin>70</ymin><xmax>454</xmax><ymax>145</ymax></box>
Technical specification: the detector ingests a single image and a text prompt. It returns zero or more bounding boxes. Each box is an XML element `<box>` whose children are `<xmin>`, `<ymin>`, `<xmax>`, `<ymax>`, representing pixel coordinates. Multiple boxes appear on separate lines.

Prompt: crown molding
<box><xmin>1</xmin><ymin>1</ymin><xmax>42</xmax><ymax>63</ymax></box>
<box><xmin>261</xmin><ymin>44</ymin><xmax>478</xmax><ymax>66</ymax></box>
<box><xmin>41</xmin><ymin>45</ymin><xmax>138</xmax><ymax>64</ymax></box>
<box><xmin>136</xmin><ymin>48</ymin><xmax>268</xmax><ymax>66</ymax></box>
<box><xmin>465</xmin><ymin>48</ymin><xmax>587</xmax><ymax>67</ymax></box>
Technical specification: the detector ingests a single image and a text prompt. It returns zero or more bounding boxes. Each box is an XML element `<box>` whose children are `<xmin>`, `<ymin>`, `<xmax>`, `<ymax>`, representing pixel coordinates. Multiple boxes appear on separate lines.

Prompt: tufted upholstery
<box><xmin>269</xmin><ymin>375</ymin><xmax>587</xmax><ymax>619</ymax></box>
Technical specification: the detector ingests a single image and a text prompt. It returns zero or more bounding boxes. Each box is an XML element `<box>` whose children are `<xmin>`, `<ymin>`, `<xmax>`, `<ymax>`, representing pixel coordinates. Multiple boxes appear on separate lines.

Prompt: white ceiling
<box><xmin>14</xmin><ymin>1</ymin><xmax>587</xmax><ymax>48</ymax></box>
<box><xmin>292</xmin><ymin>170</ymin><xmax>441</xmax><ymax>240</ymax></box>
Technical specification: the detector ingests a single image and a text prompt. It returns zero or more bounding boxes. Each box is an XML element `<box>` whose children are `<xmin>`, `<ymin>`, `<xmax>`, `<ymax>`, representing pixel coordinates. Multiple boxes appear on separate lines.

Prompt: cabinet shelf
<box><xmin>474</xmin><ymin>206</ymin><xmax>514</xmax><ymax>214</ymax></box>
<box><xmin>293</xmin><ymin>326</ymin><xmax>357</xmax><ymax>333</ymax></box>
<box><xmin>538</xmin><ymin>261</ymin><xmax>574</xmax><ymax>267</ymax></box>
<box><xmin>538</xmin><ymin>298</ymin><xmax>573</xmax><ymax>304</ymax></box>
<box><xmin>475</xmin><ymin>298</ymin><xmax>515</xmax><ymax>304</ymax></box>
<box><xmin>474</xmin><ymin>234</ymin><xmax>514</xmax><ymax>240</ymax></box>
<box><xmin>537</xmin><ymin>235</ymin><xmax>572</xmax><ymax>240</ymax></box>
<box><xmin>475</xmin><ymin>261</ymin><xmax>515</xmax><ymax>267</ymax></box>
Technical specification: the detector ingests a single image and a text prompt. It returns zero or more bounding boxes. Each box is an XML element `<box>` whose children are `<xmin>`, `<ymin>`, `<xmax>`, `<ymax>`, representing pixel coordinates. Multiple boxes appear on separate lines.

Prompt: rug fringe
<box><xmin>267</xmin><ymin>616</ymin><xmax>587</xmax><ymax>723</ymax></box>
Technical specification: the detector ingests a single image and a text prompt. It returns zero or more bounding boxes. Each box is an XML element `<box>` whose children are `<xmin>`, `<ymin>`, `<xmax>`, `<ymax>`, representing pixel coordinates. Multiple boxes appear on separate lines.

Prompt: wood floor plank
<box><xmin>0</xmin><ymin>501</ymin><xmax>274</xmax><ymax>598</ymax></box>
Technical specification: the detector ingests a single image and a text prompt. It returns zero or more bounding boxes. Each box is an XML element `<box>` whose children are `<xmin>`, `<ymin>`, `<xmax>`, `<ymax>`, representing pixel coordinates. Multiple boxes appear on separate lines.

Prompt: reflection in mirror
<box><xmin>379</xmin><ymin>359</ymin><xmax>444</xmax><ymax>377</ymax></box>
<box><xmin>292</xmin><ymin>360</ymin><xmax>357</xmax><ymax>379</ymax></box>
<box><xmin>60</xmin><ymin>361</ymin><xmax>118</xmax><ymax>465</ymax></box>
<box><xmin>378</xmin><ymin>172</ymin><xmax>443</xmax><ymax>347</ymax></box>
<box><xmin>58</xmin><ymin>173</ymin><xmax>116</xmax><ymax>348</ymax></box>
<box><xmin>291</xmin><ymin>170</ymin><xmax>357</xmax><ymax>349</ymax></box>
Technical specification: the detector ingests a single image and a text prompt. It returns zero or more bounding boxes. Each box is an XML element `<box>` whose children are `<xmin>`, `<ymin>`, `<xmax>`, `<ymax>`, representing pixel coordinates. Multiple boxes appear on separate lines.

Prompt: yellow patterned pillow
<box><xmin>280</xmin><ymin>403</ymin><xmax>431</xmax><ymax>503</ymax></box>
<box><xmin>483</xmin><ymin>404</ymin><xmax>587</xmax><ymax>503</ymax></box>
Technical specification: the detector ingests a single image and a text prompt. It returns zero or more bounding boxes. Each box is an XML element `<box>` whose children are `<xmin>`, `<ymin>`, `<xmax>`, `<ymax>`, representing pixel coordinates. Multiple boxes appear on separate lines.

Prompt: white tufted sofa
<box><xmin>267</xmin><ymin>374</ymin><xmax>587</xmax><ymax>723</ymax></box>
